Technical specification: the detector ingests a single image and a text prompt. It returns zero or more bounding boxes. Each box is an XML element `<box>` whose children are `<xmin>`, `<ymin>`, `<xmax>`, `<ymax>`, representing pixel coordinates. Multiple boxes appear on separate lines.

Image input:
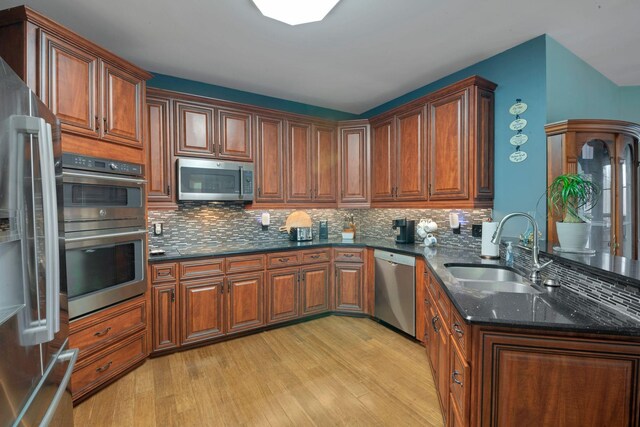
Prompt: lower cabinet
<box><xmin>180</xmin><ymin>277</ymin><xmax>225</xmax><ymax>344</ymax></box>
<box><xmin>227</xmin><ymin>272</ymin><xmax>265</xmax><ymax>334</ymax></box>
<box><xmin>300</xmin><ymin>264</ymin><xmax>330</xmax><ymax>316</ymax></box>
<box><xmin>334</xmin><ymin>262</ymin><xmax>364</xmax><ymax>312</ymax></box>
<box><xmin>151</xmin><ymin>282</ymin><xmax>179</xmax><ymax>351</ymax></box>
<box><xmin>267</xmin><ymin>267</ymin><xmax>300</xmax><ymax>324</ymax></box>
<box><xmin>422</xmin><ymin>266</ymin><xmax>640</xmax><ymax>427</ymax></box>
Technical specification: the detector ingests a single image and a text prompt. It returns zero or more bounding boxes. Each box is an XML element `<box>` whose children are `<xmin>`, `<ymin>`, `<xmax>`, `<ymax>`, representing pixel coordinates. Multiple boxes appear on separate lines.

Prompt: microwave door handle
<box><xmin>11</xmin><ymin>116</ymin><xmax>60</xmax><ymax>344</ymax></box>
<box><xmin>239</xmin><ymin>165</ymin><xmax>244</xmax><ymax>199</ymax></box>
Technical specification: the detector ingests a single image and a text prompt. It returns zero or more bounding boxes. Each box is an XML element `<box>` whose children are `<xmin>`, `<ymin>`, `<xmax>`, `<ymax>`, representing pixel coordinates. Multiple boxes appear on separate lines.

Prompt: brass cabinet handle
<box><xmin>310</xmin><ymin>254</ymin><xmax>321</xmax><ymax>259</ymax></box>
<box><xmin>343</xmin><ymin>253</ymin><xmax>354</xmax><ymax>258</ymax></box>
<box><xmin>453</xmin><ymin>323</ymin><xmax>464</xmax><ymax>337</ymax></box>
<box><xmin>103</xmin><ymin>117</ymin><xmax>108</xmax><ymax>133</ymax></box>
<box><xmin>95</xmin><ymin>115</ymin><xmax>100</xmax><ymax>131</ymax></box>
<box><xmin>96</xmin><ymin>361</ymin><xmax>113</xmax><ymax>373</ymax></box>
<box><xmin>93</xmin><ymin>327</ymin><xmax>112</xmax><ymax>337</ymax></box>
<box><xmin>278</xmin><ymin>258</ymin><xmax>289</xmax><ymax>263</ymax></box>
<box><xmin>452</xmin><ymin>370</ymin><xmax>463</xmax><ymax>386</ymax></box>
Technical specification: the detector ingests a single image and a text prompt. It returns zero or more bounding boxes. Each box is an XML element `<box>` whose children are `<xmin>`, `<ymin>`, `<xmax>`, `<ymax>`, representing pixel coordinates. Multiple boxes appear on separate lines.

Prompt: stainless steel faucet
<box><xmin>491</xmin><ymin>212</ymin><xmax>552</xmax><ymax>283</ymax></box>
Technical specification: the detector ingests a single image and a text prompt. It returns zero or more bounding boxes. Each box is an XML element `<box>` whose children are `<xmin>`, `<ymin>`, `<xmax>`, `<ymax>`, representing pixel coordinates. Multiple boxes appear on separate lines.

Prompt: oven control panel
<box><xmin>62</xmin><ymin>153</ymin><xmax>143</xmax><ymax>177</ymax></box>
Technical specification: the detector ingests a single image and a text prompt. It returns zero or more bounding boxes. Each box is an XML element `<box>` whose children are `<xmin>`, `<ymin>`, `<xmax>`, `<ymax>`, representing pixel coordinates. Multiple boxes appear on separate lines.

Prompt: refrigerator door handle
<box><xmin>11</xmin><ymin>115</ymin><xmax>61</xmax><ymax>343</ymax></box>
<box><xmin>39</xmin><ymin>349</ymin><xmax>78</xmax><ymax>427</ymax></box>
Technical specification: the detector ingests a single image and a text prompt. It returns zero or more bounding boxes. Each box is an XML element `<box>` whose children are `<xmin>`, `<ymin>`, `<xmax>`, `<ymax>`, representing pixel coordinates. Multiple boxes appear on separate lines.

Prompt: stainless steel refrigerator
<box><xmin>0</xmin><ymin>56</ymin><xmax>77</xmax><ymax>426</ymax></box>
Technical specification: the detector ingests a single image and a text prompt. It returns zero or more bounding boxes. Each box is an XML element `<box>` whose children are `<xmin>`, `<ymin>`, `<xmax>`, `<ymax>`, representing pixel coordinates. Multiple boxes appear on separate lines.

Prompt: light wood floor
<box><xmin>73</xmin><ymin>316</ymin><xmax>444</xmax><ymax>426</ymax></box>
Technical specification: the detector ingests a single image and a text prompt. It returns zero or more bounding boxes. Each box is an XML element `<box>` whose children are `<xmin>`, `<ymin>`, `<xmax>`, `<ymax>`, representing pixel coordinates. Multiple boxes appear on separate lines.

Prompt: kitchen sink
<box><xmin>445</xmin><ymin>264</ymin><xmax>541</xmax><ymax>294</ymax></box>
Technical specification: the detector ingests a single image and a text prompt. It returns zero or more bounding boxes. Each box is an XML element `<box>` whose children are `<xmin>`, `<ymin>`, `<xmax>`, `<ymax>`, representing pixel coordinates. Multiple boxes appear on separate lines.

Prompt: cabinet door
<box><xmin>300</xmin><ymin>264</ymin><xmax>330</xmax><ymax>316</ymax></box>
<box><xmin>474</xmin><ymin>88</ymin><xmax>495</xmax><ymax>200</ymax></box>
<box><xmin>480</xmin><ymin>332</ymin><xmax>640</xmax><ymax>427</ymax></box>
<box><xmin>427</xmin><ymin>304</ymin><xmax>439</xmax><ymax>378</ymax></box>
<box><xmin>312</xmin><ymin>125</ymin><xmax>336</xmax><ymax>202</ymax></box>
<box><xmin>226</xmin><ymin>272</ymin><xmax>265</xmax><ymax>334</ymax></box>
<box><xmin>286</xmin><ymin>121</ymin><xmax>313</xmax><ymax>201</ymax></box>
<box><xmin>101</xmin><ymin>62</ymin><xmax>143</xmax><ymax>147</ymax></box>
<box><xmin>255</xmin><ymin>115</ymin><xmax>285</xmax><ymax>203</ymax></box>
<box><xmin>146</xmin><ymin>96</ymin><xmax>174</xmax><ymax>205</ymax></box>
<box><xmin>429</xmin><ymin>90</ymin><xmax>469</xmax><ymax>200</ymax></box>
<box><xmin>334</xmin><ymin>263</ymin><xmax>364</xmax><ymax>312</ymax></box>
<box><xmin>39</xmin><ymin>30</ymin><xmax>99</xmax><ymax>137</ymax></box>
<box><xmin>267</xmin><ymin>267</ymin><xmax>299</xmax><ymax>324</ymax></box>
<box><xmin>395</xmin><ymin>107</ymin><xmax>426</xmax><ymax>200</ymax></box>
<box><xmin>174</xmin><ymin>101</ymin><xmax>215</xmax><ymax>157</ymax></box>
<box><xmin>180</xmin><ymin>278</ymin><xmax>225</xmax><ymax>345</ymax></box>
<box><xmin>436</xmin><ymin>316</ymin><xmax>450</xmax><ymax>420</ymax></box>
<box><xmin>371</xmin><ymin>118</ymin><xmax>396</xmax><ymax>201</ymax></box>
<box><xmin>152</xmin><ymin>283</ymin><xmax>178</xmax><ymax>352</ymax></box>
<box><xmin>218</xmin><ymin>108</ymin><xmax>252</xmax><ymax>161</ymax></box>
<box><xmin>338</xmin><ymin>125</ymin><xmax>369</xmax><ymax>204</ymax></box>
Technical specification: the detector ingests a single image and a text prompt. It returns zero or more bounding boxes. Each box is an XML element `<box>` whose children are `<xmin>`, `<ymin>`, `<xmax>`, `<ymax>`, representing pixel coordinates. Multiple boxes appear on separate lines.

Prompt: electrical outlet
<box><xmin>472</xmin><ymin>224</ymin><xmax>482</xmax><ymax>237</ymax></box>
<box><xmin>153</xmin><ymin>222</ymin><xmax>163</xmax><ymax>236</ymax></box>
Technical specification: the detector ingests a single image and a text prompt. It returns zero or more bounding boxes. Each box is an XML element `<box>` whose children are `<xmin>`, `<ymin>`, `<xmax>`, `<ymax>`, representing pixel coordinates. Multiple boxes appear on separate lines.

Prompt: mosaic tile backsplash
<box><xmin>504</xmin><ymin>244</ymin><xmax>640</xmax><ymax>322</ymax></box>
<box><xmin>148</xmin><ymin>203</ymin><xmax>492</xmax><ymax>250</ymax></box>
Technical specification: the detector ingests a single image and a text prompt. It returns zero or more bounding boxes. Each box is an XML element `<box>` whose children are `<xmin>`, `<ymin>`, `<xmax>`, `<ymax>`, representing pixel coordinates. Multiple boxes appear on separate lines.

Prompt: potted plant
<box><xmin>548</xmin><ymin>173</ymin><xmax>600</xmax><ymax>250</ymax></box>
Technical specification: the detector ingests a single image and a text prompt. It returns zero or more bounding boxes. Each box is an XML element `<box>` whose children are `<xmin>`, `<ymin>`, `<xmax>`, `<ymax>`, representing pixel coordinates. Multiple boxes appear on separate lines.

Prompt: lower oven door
<box><xmin>65</xmin><ymin>229</ymin><xmax>147</xmax><ymax>318</ymax></box>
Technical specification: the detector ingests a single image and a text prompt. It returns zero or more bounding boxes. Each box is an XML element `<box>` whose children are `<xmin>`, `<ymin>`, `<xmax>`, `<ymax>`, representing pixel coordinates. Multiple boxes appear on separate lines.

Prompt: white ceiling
<box><xmin>4</xmin><ymin>0</ymin><xmax>639</xmax><ymax>114</ymax></box>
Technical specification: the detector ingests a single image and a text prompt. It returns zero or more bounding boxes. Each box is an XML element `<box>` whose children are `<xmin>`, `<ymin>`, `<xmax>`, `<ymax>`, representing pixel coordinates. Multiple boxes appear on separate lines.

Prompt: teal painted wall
<box><xmin>148</xmin><ymin>73</ymin><xmax>359</xmax><ymax>121</ymax></box>
<box><xmin>619</xmin><ymin>86</ymin><xmax>640</xmax><ymax>123</ymax></box>
<box><xmin>362</xmin><ymin>36</ymin><xmax>549</xmax><ymax>237</ymax></box>
<box><xmin>546</xmin><ymin>36</ymin><xmax>620</xmax><ymax>122</ymax></box>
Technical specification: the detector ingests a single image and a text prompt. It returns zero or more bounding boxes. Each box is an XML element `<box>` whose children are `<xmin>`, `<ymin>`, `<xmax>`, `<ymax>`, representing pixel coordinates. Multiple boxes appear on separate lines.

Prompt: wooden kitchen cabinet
<box><xmin>334</xmin><ymin>263</ymin><xmax>364</xmax><ymax>313</ymax></box>
<box><xmin>311</xmin><ymin>125</ymin><xmax>337</xmax><ymax>202</ymax></box>
<box><xmin>0</xmin><ymin>6</ymin><xmax>151</xmax><ymax>163</ymax></box>
<box><xmin>226</xmin><ymin>272</ymin><xmax>265</xmax><ymax>334</ymax></box>
<box><xmin>371</xmin><ymin>117</ymin><xmax>396</xmax><ymax>201</ymax></box>
<box><xmin>174</xmin><ymin>100</ymin><xmax>215</xmax><ymax>157</ymax></box>
<box><xmin>267</xmin><ymin>267</ymin><xmax>300</xmax><ymax>324</ymax></box>
<box><xmin>338</xmin><ymin>121</ymin><xmax>370</xmax><ymax>206</ymax></box>
<box><xmin>180</xmin><ymin>277</ymin><xmax>225</xmax><ymax>345</ymax></box>
<box><xmin>286</xmin><ymin>121</ymin><xmax>313</xmax><ymax>202</ymax></box>
<box><xmin>151</xmin><ymin>282</ymin><xmax>179</xmax><ymax>352</ymax></box>
<box><xmin>300</xmin><ymin>264</ymin><xmax>330</xmax><ymax>316</ymax></box>
<box><xmin>146</xmin><ymin>94</ymin><xmax>176</xmax><ymax>208</ymax></box>
<box><xmin>395</xmin><ymin>107</ymin><xmax>427</xmax><ymax>200</ymax></box>
<box><xmin>218</xmin><ymin>108</ymin><xmax>252</xmax><ymax>161</ymax></box>
<box><xmin>255</xmin><ymin>114</ymin><xmax>286</xmax><ymax>203</ymax></box>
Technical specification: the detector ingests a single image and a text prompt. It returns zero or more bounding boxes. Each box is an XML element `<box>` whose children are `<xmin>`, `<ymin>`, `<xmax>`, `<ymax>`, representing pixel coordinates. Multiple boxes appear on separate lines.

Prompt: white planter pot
<box><xmin>556</xmin><ymin>222</ymin><xmax>591</xmax><ymax>250</ymax></box>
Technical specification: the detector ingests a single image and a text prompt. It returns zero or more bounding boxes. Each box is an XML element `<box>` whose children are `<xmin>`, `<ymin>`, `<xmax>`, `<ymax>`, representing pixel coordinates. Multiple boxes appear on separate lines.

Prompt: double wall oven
<box><xmin>62</xmin><ymin>153</ymin><xmax>147</xmax><ymax>319</ymax></box>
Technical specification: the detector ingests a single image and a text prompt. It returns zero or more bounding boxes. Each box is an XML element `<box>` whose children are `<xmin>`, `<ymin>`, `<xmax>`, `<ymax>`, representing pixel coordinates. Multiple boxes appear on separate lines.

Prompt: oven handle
<box><xmin>62</xmin><ymin>171</ymin><xmax>146</xmax><ymax>185</ymax></box>
<box><xmin>239</xmin><ymin>165</ymin><xmax>244</xmax><ymax>198</ymax></box>
<box><xmin>65</xmin><ymin>229</ymin><xmax>148</xmax><ymax>243</ymax></box>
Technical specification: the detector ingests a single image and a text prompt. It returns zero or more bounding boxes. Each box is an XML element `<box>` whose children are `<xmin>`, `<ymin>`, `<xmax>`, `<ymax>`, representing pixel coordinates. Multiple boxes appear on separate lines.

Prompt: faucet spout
<box><xmin>491</xmin><ymin>212</ymin><xmax>551</xmax><ymax>283</ymax></box>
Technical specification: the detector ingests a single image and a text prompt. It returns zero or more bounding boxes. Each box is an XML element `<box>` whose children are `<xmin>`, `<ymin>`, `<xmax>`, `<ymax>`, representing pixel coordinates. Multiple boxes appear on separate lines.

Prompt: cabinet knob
<box><xmin>453</xmin><ymin>323</ymin><xmax>464</xmax><ymax>337</ymax></box>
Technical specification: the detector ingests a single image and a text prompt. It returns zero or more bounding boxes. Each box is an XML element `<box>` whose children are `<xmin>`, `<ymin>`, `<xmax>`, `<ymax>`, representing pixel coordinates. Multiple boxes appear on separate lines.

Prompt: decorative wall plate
<box><xmin>510</xmin><ymin>133</ymin><xmax>529</xmax><ymax>146</ymax></box>
<box><xmin>509</xmin><ymin>151</ymin><xmax>528</xmax><ymax>163</ymax></box>
<box><xmin>509</xmin><ymin>102</ymin><xmax>528</xmax><ymax>115</ymax></box>
<box><xmin>509</xmin><ymin>118</ymin><xmax>527</xmax><ymax>131</ymax></box>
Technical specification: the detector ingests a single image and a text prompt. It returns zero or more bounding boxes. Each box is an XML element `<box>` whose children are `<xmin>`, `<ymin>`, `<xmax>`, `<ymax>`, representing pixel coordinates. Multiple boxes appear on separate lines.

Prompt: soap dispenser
<box><xmin>505</xmin><ymin>242</ymin><xmax>514</xmax><ymax>266</ymax></box>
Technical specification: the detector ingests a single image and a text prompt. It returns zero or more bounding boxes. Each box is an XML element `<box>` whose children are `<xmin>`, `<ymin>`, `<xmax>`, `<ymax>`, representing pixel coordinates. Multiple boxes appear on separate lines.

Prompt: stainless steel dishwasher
<box><xmin>374</xmin><ymin>249</ymin><xmax>416</xmax><ymax>336</ymax></box>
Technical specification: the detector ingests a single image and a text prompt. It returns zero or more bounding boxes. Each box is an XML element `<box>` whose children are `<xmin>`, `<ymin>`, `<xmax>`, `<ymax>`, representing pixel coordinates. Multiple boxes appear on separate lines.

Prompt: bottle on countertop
<box><xmin>505</xmin><ymin>242</ymin><xmax>514</xmax><ymax>266</ymax></box>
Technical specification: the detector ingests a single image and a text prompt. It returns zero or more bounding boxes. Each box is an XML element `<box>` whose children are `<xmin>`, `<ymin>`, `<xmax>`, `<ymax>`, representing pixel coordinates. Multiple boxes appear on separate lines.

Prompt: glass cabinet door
<box><xmin>577</xmin><ymin>139</ymin><xmax>612</xmax><ymax>253</ymax></box>
<box><xmin>618</xmin><ymin>141</ymin><xmax>637</xmax><ymax>258</ymax></box>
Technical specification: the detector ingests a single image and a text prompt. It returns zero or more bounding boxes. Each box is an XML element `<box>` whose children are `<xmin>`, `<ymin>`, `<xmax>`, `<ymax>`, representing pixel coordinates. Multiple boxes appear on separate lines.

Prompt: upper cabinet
<box><xmin>311</xmin><ymin>124</ymin><xmax>337</xmax><ymax>203</ymax></box>
<box><xmin>369</xmin><ymin>75</ymin><xmax>496</xmax><ymax>208</ymax></box>
<box><xmin>255</xmin><ymin>114</ymin><xmax>286</xmax><ymax>203</ymax></box>
<box><xmin>174</xmin><ymin>101</ymin><xmax>215</xmax><ymax>157</ymax></box>
<box><xmin>337</xmin><ymin>121</ymin><xmax>370</xmax><ymax>207</ymax></box>
<box><xmin>0</xmin><ymin>6</ymin><xmax>151</xmax><ymax>164</ymax></box>
<box><xmin>218</xmin><ymin>108</ymin><xmax>252</xmax><ymax>161</ymax></box>
<box><xmin>146</xmin><ymin>94</ymin><xmax>175</xmax><ymax>208</ymax></box>
<box><xmin>546</xmin><ymin>120</ymin><xmax>640</xmax><ymax>259</ymax></box>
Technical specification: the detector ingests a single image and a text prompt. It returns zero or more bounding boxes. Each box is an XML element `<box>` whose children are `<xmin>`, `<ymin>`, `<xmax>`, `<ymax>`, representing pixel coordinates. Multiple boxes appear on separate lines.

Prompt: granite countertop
<box><xmin>148</xmin><ymin>238</ymin><xmax>640</xmax><ymax>336</ymax></box>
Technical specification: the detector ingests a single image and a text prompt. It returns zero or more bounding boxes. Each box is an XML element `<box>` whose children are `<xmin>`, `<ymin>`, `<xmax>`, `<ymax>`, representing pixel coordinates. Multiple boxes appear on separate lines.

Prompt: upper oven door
<box><xmin>177</xmin><ymin>158</ymin><xmax>253</xmax><ymax>201</ymax></box>
<box><xmin>62</xmin><ymin>171</ymin><xmax>146</xmax><ymax>232</ymax></box>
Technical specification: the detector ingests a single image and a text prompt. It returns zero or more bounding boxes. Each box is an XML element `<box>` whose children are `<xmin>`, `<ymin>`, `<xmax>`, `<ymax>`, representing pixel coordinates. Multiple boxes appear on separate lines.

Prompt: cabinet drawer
<box><xmin>151</xmin><ymin>263</ymin><xmax>177</xmax><ymax>283</ymax></box>
<box><xmin>71</xmin><ymin>331</ymin><xmax>147</xmax><ymax>397</ymax></box>
<box><xmin>267</xmin><ymin>251</ymin><xmax>301</xmax><ymax>268</ymax></box>
<box><xmin>180</xmin><ymin>258</ymin><xmax>225</xmax><ymax>279</ymax></box>
<box><xmin>436</xmin><ymin>291</ymin><xmax>451</xmax><ymax>330</ymax></box>
<box><xmin>226</xmin><ymin>254</ymin><xmax>266</xmax><ymax>274</ymax></box>
<box><xmin>70</xmin><ymin>298</ymin><xmax>146</xmax><ymax>357</ymax></box>
<box><xmin>333</xmin><ymin>248</ymin><xmax>365</xmax><ymax>263</ymax></box>
<box><xmin>449</xmin><ymin>342</ymin><xmax>470</xmax><ymax>424</ymax></box>
<box><xmin>450</xmin><ymin>309</ymin><xmax>470</xmax><ymax>360</ymax></box>
<box><xmin>301</xmin><ymin>248</ymin><xmax>331</xmax><ymax>264</ymax></box>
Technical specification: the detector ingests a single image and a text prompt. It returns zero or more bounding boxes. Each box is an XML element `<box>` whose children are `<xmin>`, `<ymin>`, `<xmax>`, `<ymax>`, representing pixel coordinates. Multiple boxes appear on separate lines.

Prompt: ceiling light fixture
<box><xmin>252</xmin><ymin>0</ymin><xmax>341</xmax><ymax>26</ymax></box>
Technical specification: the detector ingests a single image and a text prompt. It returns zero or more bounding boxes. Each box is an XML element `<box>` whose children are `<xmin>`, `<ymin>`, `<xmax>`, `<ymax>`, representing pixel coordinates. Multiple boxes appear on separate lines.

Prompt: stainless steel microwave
<box><xmin>177</xmin><ymin>158</ymin><xmax>254</xmax><ymax>201</ymax></box>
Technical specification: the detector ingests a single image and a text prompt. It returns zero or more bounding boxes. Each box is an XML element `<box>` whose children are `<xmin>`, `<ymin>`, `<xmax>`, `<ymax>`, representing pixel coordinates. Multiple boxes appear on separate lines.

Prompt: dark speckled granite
<box><xmin>148</xmin><ymin>239</ymin><xmax>640</xmax><ymax>336</ymax></box>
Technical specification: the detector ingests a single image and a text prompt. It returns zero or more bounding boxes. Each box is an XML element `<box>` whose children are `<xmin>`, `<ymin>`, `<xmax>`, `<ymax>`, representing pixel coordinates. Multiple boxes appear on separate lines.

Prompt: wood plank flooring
<box><xmin>73</xmin><ymin>316</ymin><xmax>444</xmax><ymax>426</ymax></box>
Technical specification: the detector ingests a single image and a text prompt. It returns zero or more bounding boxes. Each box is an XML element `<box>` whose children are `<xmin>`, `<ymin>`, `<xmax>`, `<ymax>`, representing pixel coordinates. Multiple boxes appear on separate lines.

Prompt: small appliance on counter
<box><xmin>319</xmin><ymin>220</ymin><xmax>329</xmax><ymax>240</ymax></box>
<box><xmin>392</xmin><ymin>218</ymin><xmax>415</xmax><ymax>243</ymax></box>
<box><xmin>289</xmin><ymin>227</ymin><xmax>313</xmax><ymax>241</ymax></box>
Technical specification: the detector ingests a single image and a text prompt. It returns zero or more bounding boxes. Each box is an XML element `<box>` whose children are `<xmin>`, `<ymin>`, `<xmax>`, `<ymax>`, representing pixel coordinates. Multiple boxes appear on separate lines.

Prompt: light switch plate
<box><xmin>153</xmin><ymin>222</ymin><xmax>163</xmax><ymax>236</ymax></box>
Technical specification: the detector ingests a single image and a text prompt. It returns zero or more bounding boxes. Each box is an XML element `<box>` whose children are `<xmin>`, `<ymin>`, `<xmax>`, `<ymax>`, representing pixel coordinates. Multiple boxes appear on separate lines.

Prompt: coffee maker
<box><xmin>392</xmin><ymin>218</ymin><xmax>415</xmax><ymax>243</ymax></box>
